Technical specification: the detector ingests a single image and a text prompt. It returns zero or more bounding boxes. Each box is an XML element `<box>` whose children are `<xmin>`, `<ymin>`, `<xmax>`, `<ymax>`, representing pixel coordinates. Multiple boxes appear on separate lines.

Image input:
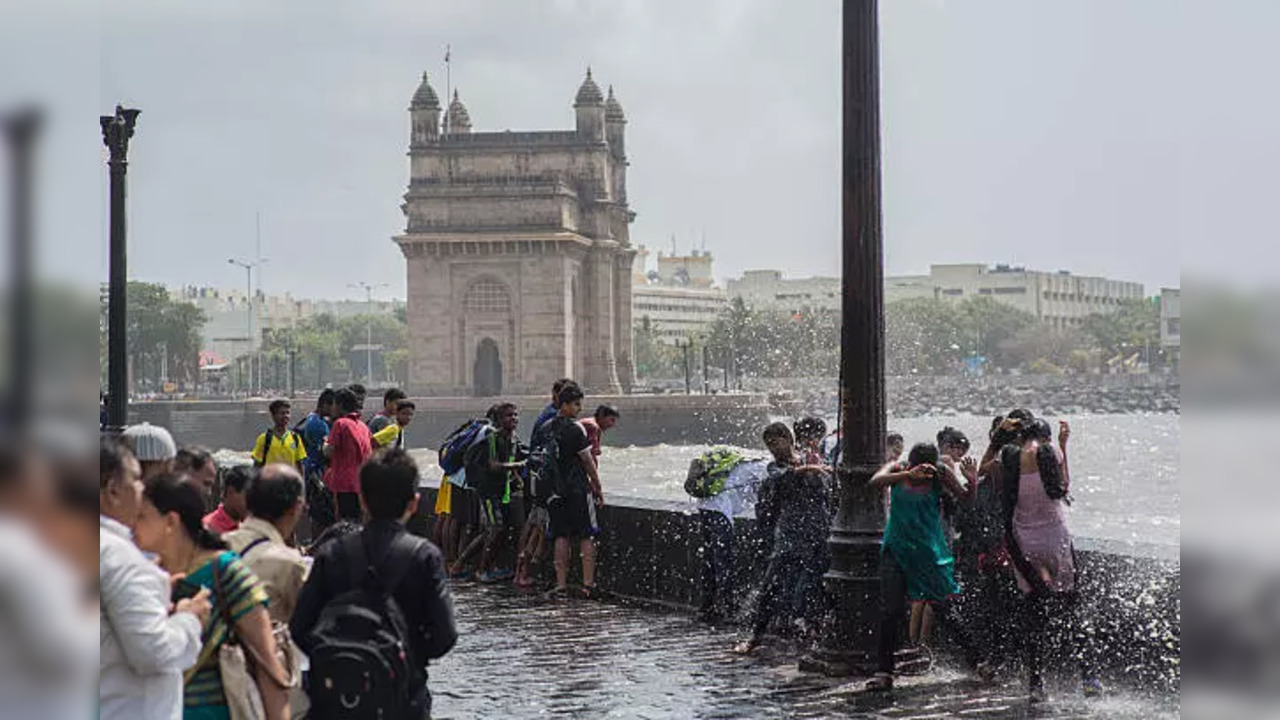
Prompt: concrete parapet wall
<box><xmin>128</xmin><ymin>393</ymin><xmax>775</xmax><ymax>452</ymax></box>
<box><xmin>410</xmin><ymin>488</ymin><xmax>1179</xmax><ymax>690</ymax></box>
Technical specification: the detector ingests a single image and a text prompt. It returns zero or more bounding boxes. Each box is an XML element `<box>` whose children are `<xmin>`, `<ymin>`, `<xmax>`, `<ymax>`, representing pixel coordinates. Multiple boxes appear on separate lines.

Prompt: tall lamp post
<box><xmin>228</xmin><ymin>257</ymin><xmax>262</xmax><ymax>396</ymax></box>
<box><xmin>350</xmin><ymin>282</ymin><xmax>388</xmax><ymax>384</ymax></box>
<box><xmin>101</xmin><ymin>105</ymin><xmax>141</xmax><ymax>432</ymax></box>
<box><xmin>3</xmin><ymin>108</ymin><xmax>40</xmax><ymax>435</ymax></box>
<box><xmin>800</xmin><ymin>0</ymin><xmax>888</xmax><ymax>676</ymax></box>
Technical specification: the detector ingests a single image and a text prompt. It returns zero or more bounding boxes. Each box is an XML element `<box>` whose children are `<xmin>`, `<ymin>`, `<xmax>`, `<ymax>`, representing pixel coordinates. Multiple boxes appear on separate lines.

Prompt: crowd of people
<box><xmin>92</xmin><ymin>381</ymin><xmax>454</xmax><ymax>720</ymax></box>
<box><xmin>79</xmin><ymin>374</ymin><xmax>1103</xmax><ymax>717</ymax></box>
<box><xmin>694</xmin><ymin>409</ymin><xmax>1099</xmax><ymax>704</ymax></box>
<box><xmin>89</xmin><ymin>376</ymin><xmax>627</xmax><ymax>719</ymax></box>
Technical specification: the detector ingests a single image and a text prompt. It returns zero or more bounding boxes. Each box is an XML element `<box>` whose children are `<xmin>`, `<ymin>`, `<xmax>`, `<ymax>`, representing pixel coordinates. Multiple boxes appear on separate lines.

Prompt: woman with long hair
<box><xmin>132</xmin><ymin>473</ymin><xmax>291</xmax><ymax>720</ymax></box>
<box><xmin>999</xmin><ymin>415</ymin><xmax>1099</xmax><ymax>703</ymax></box>
<box><xmin>866</xmin><ymin>442</ymin><xmax>988</xmax><ymax>691</ymax></box>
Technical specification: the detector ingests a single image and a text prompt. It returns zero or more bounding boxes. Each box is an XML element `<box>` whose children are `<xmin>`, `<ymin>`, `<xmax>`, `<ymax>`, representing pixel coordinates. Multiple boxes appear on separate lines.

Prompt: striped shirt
<box><xmin>182</xmin><ymin>551</ymin><xmax>269</xmax><ymax>715</ymax></box>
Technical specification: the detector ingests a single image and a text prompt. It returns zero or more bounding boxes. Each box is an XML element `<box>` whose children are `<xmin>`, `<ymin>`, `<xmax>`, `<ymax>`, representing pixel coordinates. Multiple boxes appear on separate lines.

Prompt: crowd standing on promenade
<box><xmin>82</xmin><ymin>371</ymin><xmax>1100</xmax><ymax>717</ymax></box>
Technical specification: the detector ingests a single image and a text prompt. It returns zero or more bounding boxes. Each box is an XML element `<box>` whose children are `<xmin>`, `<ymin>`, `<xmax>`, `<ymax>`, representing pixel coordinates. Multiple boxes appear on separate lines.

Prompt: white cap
<box><xmin>122</xmin><ymin>422</ymin><xmax>177</xmax><ymax>462</ymax></box>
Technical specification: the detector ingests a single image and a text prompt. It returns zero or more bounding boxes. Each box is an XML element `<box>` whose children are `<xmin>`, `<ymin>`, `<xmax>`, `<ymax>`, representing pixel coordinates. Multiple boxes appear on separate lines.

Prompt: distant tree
<box><xmin>885</xmin><ymin>298</ymin><xmax>965</xmax><ymax>375</ymax></box>
<box><xmin>1081</xmin><ymin>298</ymin><xmax>1160</xmax><ymax>363</ymax></box>
<box><xmin>101</xmin><ymin>282</ymin><xmax>207</xmax><ymax>392</ymax></box>
<box><xmin>633</xmin><ymin>317</ymin><xmax>683</xmax><ymax>380</ymax></box>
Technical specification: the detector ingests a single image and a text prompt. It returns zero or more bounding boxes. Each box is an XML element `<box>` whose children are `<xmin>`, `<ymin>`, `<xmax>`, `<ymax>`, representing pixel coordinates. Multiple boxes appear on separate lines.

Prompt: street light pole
<box><xmin>228</xmin><ymin>258</ymin><xmax>260</xmax><ymax>396</ymax></box>
<box><xmin>350</xmin><ymin>282</ymin><xmax>388</xmax><ymax>384</ymax></box>
<box><xmin>801</xmin><ymin>0</ymin><xmax>888</xmax><ymax>676</ymax></box>
<box><xmin>3</xmin><ymin>108</ymin><xmax>40</xmax><ymax>435</ymax></box>
<box><xmin>101</xmin><ymin>105</ymin><xmax>140</xmax><ymax>432</ymax></box>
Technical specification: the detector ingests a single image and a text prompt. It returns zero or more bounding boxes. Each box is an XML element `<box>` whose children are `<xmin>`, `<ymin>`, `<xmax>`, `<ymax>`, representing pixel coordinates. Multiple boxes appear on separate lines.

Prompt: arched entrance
<box><xmin>473</xmin><ymin>338</ymin><xmax>503</xmax><ymax>397</ymax></box>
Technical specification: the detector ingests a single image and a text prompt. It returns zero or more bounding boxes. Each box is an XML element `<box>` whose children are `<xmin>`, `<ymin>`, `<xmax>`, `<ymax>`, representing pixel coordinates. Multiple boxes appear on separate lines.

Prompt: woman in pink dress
<box><xmin>999</xmin><ymin>416</ymin><xmax>1100</xmax><ymax>704</ymax></box>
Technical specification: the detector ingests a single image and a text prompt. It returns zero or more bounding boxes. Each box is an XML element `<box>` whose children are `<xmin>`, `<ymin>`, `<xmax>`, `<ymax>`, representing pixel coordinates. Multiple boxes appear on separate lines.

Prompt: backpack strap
<box><xmin>257</xmin><ymin>429</ymin><xmax>274</xmax><ymax>467</ymax></box>
<box><xmin>346</xmin><ymin>530</ymin><xmax>419</xmax><ymax>599</ymax></box>
<box><xmin>241</xmin><ymin>536</ymin><xmax>270</xmax><ymax>559</ymax></box>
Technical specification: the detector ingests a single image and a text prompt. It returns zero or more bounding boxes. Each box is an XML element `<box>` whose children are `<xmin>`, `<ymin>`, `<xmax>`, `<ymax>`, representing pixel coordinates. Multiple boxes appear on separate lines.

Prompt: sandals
<box><xmin>543</xmin><ymin>585</ymin><xmax>569</xmax><ymax>600</ymax></box>
<box><xmin>865</xmin><ymin>672</ymin><xmax>893</xmax><ymax>692</ymax></box>
<box><xmin>580</xmin><ymin>584</ymin><xmax>604</xmax><ymax>600</ymax></box>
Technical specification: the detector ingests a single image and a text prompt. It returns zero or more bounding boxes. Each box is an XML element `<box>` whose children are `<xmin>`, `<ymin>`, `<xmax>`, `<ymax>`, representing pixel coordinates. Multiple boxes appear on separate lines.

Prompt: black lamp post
<box><xmin>101</xmin><ymin>105</ymin><xmax>140</xmax><ymax>433</ymax></box>
<box><xmin>800</xmin><ymin>0</ymin><xmax>888</xmax><ymax>676</ymax></box>
<box><xmin>2</xmin><ymin>108</ymin><xmax>41</xmax><ymax>435</ymax></box>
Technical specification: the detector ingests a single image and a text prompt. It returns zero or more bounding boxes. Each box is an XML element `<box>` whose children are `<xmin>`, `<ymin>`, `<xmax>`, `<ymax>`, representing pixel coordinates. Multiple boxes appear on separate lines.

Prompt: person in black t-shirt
<box><xmin>544</xmin><ymin>383</ymin><xmax>604</xmax><ymax>599</ymax></box>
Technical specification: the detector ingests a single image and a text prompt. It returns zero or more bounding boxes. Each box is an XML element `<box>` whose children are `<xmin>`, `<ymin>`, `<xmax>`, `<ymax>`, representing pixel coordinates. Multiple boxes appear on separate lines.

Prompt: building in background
<box><xmin>395</xmin><ymin>71</ymin><xmax>636</xmax><ymax>396</ymax></box>
<box><xmin>172</xmin><ymin>286</ymin><xmax>402</xmax><ymax>366</ymax></box>
<box><xmin>921</xmin><ymin>264</ymin><xmax>1144</xmax><ymax>327</ymax></box>
<box><xmin>725</xmin><ymin>270</ymin><xmax>841</xmax><ymax>315</ymax></box>
<box><xmin>727</xmin><ymin>264</ymin><xmax>1144</xmax><ymax>326</ymax></box>
<box><xmin>632</xmin><ymin>247</ymin><xmax>727</xmax><ymax>344</ymax></box>
<box><xmin>1160</xmin><ymin>287</ymin><xmax>1180</xmax><ymax>371</ymax></box>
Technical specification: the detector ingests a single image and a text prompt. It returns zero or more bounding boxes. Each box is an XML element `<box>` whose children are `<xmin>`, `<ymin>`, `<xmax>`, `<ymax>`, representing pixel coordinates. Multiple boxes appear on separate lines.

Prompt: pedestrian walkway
<box><xmin>430</xmin><ymin>584</ymin><xmax>1179</xmax><ymax>719</ymax></box>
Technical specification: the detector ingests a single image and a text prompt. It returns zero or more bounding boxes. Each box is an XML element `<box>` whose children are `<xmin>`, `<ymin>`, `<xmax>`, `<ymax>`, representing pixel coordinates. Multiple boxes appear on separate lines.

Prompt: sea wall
<box><xmin>408</xmin><ymin>488</ymin><xmax>1180</xmax><ymax>690</ymax></box>
<box><xmin>128</xmin><ymin>393</ymin><xmax>775</xmax><ymax>451</ymax></box>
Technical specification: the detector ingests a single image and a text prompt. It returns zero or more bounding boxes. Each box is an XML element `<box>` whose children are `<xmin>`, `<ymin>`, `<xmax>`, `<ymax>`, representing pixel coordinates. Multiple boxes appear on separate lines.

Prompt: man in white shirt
<box><xmin>99</xmin><ymin>437</ymin><xmax>210</xmax><ymax>720</ymax></box>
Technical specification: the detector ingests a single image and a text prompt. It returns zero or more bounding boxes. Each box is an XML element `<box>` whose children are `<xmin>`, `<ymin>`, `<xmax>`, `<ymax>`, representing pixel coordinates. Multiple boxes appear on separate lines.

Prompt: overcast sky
<box><xmin>6</xmin><ymin>0</ymin><xmax>1275</xmax><ymax>301</ymax></box>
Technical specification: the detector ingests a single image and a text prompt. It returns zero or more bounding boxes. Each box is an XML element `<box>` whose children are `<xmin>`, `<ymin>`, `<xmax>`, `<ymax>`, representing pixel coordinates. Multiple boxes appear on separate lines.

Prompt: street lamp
<box><xmin>800</xmin><ymin>0</ymin><xmax>889</xmax><ymax>676</ymax></box>
<box><xmin>101</xmin><ymin>104</ymin><xmax>140</xmax><ymax>432</ymax></box>
<box><xmin>228</xmin><ymin>257</ymin><xmax>263</xmax><ymax>396</ymax></box>
<box><xmin>3</xmin><ymin>107</ymin><xmax>40</xmax><ymax>434</ymax></box>
<box><xmin>350</xmin><ymin>282</ymin><xmax>388</xmax><ymax>384</ymax></box>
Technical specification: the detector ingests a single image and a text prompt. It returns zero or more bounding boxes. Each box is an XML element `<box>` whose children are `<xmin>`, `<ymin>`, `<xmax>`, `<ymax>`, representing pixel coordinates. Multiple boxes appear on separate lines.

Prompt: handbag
<box><xmin>197</xmin><ymin>555</ymin><xmax>301</xmax><ymax>720</ymax></box>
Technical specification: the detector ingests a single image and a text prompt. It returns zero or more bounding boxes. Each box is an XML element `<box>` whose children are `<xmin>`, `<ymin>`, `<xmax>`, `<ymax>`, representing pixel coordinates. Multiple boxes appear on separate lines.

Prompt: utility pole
<box><xmin>350</xmin><ymin>281</ymin><xmax>388</xmax><ymax>384</ymax></box>
<box><xmin>100</xmin><ymin>105</ymin><xmax>140</xmax><ymax>431</ymax></box>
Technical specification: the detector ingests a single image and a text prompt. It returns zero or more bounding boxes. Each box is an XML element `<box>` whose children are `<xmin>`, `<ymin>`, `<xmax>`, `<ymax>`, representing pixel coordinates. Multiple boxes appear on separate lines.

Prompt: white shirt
<box><xmin>99</xmin><ymin>515</ymin><xmax>204</xmax><ymax>720</ymax></box>
<box><xmin>697</xmin><ymin>459</ymin><xmax>770</xmax><ymax>521</ymax></box>
<box><xmin>0</xmin><ymin>517</ymin><xmax>98</xmax><ymax>720</ymax></box>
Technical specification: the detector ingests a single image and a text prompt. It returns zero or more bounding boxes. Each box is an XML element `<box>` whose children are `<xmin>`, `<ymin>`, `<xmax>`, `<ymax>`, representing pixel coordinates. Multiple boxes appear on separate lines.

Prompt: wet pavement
<box><xmin>428</xmin><ymin>583</ymin><xmax>1180</xmax><ymax>719</ymax></box>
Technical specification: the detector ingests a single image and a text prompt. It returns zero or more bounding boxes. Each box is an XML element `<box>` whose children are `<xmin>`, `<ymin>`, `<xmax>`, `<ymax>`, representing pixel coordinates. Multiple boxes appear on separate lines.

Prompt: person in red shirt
<box><xmin>202</xmin><ymin>465</ymin><xmax>253</xmax><ymax>535</ymax></box>
<box><xmin>577</xmin><ymin>405</ymin><xmax>620</xmax><ymax>466</ymax></box>
<box><xmin>323</xmin><ymin>387</ymin><xmax>373</xmax><ymax>522</ymax></box>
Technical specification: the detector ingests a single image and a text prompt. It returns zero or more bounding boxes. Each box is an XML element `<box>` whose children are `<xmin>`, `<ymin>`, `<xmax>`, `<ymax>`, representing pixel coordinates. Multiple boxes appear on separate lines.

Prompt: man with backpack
<box><xmin>290</xmin><ymin>449</ymin><xmax>457</xmax><ymax>720</ymax></box>
<box><xmin>541</xmin><ymin>383</ymin><xmax>605</xmax><ymax>599</ymax></box>
<box><xmin>252</xmin><ymin>399</ymin><xmax>307</xmax><ymax>475</ymax></box>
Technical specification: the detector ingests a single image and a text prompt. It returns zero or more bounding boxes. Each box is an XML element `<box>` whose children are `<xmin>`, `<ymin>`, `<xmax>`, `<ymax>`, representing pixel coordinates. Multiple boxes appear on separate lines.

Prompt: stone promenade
<box><xmin>429</xmin><ymin>583</ymin><xmax>1179</xmax><ymax>719</ymax></box>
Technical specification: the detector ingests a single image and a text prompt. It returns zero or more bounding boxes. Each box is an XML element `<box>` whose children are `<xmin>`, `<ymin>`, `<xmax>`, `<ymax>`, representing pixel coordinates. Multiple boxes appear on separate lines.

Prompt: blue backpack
<box><xmin>438</xmin><ymin>418</ymin><xmax>492</xmax><ymax>475</ymax></box>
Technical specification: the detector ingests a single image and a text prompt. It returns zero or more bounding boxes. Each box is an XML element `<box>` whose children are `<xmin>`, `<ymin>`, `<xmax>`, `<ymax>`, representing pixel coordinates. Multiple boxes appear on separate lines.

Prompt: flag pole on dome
<box><xmin>444</xmin><ymin>44</ymin><xmax>452</xmax><ymax>136</ymax></box>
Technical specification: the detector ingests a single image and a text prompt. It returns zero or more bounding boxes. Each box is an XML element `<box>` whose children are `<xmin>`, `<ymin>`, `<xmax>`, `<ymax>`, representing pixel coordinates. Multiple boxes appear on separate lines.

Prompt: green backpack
<box><xmin>684</xmin><ymin>447</ymin><xmax>746</xmax><ymax>498</ymax></box>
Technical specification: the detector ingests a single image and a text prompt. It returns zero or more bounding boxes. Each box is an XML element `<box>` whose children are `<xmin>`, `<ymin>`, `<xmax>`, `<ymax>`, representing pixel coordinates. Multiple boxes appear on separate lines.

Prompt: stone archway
<box><xmin>473</xmin><ymin>338</ymin><xmax>503</xmax><ymax>397</ymax></box>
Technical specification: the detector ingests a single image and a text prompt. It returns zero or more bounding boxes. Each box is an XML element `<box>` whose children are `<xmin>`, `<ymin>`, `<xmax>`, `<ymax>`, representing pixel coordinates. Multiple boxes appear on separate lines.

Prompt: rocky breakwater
<box><xmin>767</xmin><ymin>373</ymin><xmax>1180</xmax><ymax>418</ymax></box>
<box><xmin>890</xmin><ymin>374</ymin><xmax>1180</xmax><ymax>417</ymax></box>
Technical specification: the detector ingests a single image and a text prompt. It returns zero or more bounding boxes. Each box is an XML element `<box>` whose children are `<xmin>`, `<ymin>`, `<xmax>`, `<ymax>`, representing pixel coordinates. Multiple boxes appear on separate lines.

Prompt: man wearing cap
<box><xmin>121</xmin><ymin>423</ymin><xmax>177</xmax><ymax>482</ymax></box>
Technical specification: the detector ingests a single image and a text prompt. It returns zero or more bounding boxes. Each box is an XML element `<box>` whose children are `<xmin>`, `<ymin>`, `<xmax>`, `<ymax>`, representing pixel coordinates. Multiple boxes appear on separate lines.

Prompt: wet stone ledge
<box><xmin>410</xmin><ymin>488</ymin><xmax>1180</xmax><ymax>694</ymax></box>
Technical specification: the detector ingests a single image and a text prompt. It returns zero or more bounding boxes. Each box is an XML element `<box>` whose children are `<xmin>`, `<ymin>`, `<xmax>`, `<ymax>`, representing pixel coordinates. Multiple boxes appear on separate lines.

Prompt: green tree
<box><xmin>633</xmin><ymin>317</ymin><xmax>683</xmax><ymax>379</ymax></box>
<box><xmin>956</xmin><ymin>296</ymin><xmax>1038</xmax><ymax>369</ymax></box>
<box><xmin>101</xmin><ymin>282</ymin><xmax>207</xmax><ymax>391</ymax></box>
<box><xmin>1081</xmin><ymin>297</ymin><xmax>1160</xmax><ymax>363</ymax></box>
<box><xmin>885</xmin><ymin>298</ymin><xmax>965</xmax><ymax>375</ymax></box>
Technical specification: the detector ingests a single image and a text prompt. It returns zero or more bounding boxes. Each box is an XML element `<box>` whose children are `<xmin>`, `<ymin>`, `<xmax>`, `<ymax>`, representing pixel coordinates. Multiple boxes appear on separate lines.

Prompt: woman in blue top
<box><xmin>866</xmin><ymin>442</ymin><xmax>989</xmax><ymax>692</ymax></box>
<box><xmin>132</xmin><ymin>473</ymin><xmax>292</xmax><ymax>720</ymax></box>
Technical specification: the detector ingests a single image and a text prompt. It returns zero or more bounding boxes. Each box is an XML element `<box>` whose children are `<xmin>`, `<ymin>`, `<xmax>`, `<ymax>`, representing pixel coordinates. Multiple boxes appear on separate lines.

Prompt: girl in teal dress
<box><xmin>132</xmin><ymin>473</ymin><xmax>292</xmax><ymax>720</ymax></box>
<box><xmin>866</xmin><ymin>442</ymin><xmax>988</xmax><ymax>692</ymax></box>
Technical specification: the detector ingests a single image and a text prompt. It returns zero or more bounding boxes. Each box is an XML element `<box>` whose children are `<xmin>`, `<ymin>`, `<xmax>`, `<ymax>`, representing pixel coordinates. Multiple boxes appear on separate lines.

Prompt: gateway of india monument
<box><xmin>394</xmin><ymin>70</ymin><xmax>637</xmax><ymax>397</ymax></box>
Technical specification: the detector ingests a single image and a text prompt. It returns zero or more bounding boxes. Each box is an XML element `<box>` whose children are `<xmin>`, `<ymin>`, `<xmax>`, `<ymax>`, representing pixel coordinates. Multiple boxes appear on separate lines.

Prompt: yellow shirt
<box><xmin>251</xmin><ymin>429</ymin><xmax>307</xmax><ymax>467</ymax></box>
<box><xmin>372</xmin><ymin>423</ymin><xmax>405</xmax><ymax>450</ymax></box>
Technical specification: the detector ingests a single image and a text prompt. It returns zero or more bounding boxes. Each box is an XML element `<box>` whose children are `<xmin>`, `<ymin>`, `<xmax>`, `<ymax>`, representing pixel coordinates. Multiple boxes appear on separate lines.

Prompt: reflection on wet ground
<box><xmin>429</xmin><ymin>583</ymin><xmax>1179</xmax><ymax>719</ymax></box>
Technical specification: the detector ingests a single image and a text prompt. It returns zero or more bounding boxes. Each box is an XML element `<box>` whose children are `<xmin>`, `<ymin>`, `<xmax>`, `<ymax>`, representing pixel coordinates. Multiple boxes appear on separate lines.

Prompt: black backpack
<box><xmin>306</xmin><ymin>532</ymin><xmax>421</xmax><ymax>720</ymax></box>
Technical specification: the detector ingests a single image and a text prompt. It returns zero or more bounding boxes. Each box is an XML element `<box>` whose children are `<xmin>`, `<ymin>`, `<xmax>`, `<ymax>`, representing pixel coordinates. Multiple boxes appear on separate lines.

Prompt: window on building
<box><xmin>943</xmin><ymin>288</ymin><xmax>964</xmax><ymax>296</ymax></box>
<box><xmin>993</xmin><ymin>287</ymin><xmax>1027</xmax><ymax>295</ymax></box>
<box><xmin>1166</xmin><ymin>318</ymin><xmax>1181</xmax><ymax>336</ymax></box>
<box><xmin>463</xmin><ymin>278</ymin><xmax>512</xmax><ymax>313</ymax></box>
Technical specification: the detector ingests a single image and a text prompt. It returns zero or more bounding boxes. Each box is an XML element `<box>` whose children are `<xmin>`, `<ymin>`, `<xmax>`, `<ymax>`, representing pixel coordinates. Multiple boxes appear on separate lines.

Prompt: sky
<box><xmin>4</xmin><ymin>0</ymin><xmax>1275</xmax><ymax>302</ymax></box>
